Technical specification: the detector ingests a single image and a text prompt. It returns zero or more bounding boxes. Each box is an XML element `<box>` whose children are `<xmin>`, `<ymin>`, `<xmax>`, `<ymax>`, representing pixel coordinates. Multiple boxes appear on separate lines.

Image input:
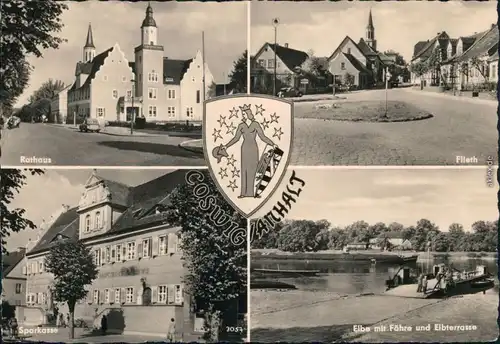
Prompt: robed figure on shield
<box><xmin>219</xmin><ymin>105</ymin><xmax>276</xmax><ymax>198</ymax></box>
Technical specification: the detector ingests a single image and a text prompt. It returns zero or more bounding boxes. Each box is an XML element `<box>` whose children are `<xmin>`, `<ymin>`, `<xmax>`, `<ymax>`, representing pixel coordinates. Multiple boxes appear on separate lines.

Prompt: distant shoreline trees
<box><xmin>251</xmin><ymin>218</ymin><xmax>498</xmax><ymax>253</ymax></box>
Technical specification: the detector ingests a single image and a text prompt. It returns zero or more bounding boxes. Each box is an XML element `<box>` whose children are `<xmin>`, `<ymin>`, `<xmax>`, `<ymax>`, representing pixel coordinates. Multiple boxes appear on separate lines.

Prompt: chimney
<box><xmin>284</xmin><ymin>43</ymin><xmax>289</xmax><ymax>48</ymax></box>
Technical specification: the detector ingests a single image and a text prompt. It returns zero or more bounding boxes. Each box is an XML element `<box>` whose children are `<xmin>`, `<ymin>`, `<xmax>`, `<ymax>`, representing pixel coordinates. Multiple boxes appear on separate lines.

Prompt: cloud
<box><xmin>16</xmin><ymin>1</ymin><xmax>247</xmax><ymax>107</ymax></box>
<box><xmin>250</xmin><ymin>1</ymin><xmax>496</xmax><ymax>61</ymax></box>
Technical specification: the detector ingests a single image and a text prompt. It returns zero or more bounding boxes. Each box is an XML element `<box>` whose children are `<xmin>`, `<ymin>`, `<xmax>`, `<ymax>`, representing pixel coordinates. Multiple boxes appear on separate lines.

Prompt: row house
<box><xmin>411</xmin><ymin>24</ymin><xmax>498</xmax><ymax>90</ymax></box>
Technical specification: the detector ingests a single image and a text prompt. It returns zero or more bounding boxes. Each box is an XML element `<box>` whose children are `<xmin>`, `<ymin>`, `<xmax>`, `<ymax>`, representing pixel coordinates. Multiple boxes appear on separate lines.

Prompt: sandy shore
<box><xmin>251</xmin><ymin>289</ymin><xmax>498</xmax><ymax>342</ymax></box>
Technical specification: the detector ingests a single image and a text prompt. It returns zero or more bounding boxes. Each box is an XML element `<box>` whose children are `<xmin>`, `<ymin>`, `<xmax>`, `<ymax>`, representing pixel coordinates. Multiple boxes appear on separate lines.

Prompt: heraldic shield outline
<box><xmin>203</xmin><ymin>94</ymin><xmax>294</xmax><ymax>218</ymax></box>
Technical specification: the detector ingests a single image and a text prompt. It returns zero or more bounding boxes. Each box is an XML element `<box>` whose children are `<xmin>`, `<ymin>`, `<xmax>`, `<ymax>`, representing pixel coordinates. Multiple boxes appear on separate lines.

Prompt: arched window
<box><xmin>85</xmin><ymin>215</ymin><xmax>91</xmax><ymax>232</ymax></box>
<box><xmin>95</xmin><ymin>212</ymin><xmax>101</xmax><ymax>229</ymax></box>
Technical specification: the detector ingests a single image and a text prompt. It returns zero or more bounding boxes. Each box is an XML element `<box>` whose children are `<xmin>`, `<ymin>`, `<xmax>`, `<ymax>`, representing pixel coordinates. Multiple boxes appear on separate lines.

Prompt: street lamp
<box><xmin>272</xmin><ymin>18</ymin><xmax>279</xmax><ymax>96</ymax></box>
<box><xmin>130</xmin><ymin>79</ymin><xmax>135</xmax><ymax>135</ymax></box>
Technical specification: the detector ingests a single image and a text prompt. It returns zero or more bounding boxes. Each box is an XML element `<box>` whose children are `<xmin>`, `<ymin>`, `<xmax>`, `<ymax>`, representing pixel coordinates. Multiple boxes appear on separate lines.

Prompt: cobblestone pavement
<box><xmin>291</xmin><ymin>89</ymin><xmax>496</xmax><ymax>165</ymax></box>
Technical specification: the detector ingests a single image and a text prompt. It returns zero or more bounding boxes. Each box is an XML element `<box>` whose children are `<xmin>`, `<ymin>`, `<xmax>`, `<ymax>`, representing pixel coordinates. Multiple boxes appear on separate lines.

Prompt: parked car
<box><xmin>277</xmin><ymin>87</ymin><xmax>303</xmax><ymax>98</ymax></box>
<box><xmin>79</xmin><ymin>118</ymin><xmax>101</xmax><ymax>133</ymax></box>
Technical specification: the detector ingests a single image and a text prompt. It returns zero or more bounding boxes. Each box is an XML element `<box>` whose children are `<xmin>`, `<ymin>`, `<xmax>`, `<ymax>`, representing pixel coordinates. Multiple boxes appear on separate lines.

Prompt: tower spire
<box><xmin>367</xmin><ymin>8</ymin><xmax>374</xmax><ymax>29</ymax></box>
<box><xmin>84</xmin><ymin>23</ymin><xmax>95</xmax><ymax>48</ymax></box>
<box><xmin>141</xmin><ymin>2</ymin><xmax>157</xmax><ymax>28</ymax></box>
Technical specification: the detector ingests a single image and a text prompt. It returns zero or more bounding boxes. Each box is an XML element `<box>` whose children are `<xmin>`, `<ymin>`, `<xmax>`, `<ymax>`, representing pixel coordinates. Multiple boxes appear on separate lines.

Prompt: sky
<box><xmin>5</xmin><ymin>168</ymin><xmax>176</xmax><ymax>252</ymax></box>
<box><xmin>250</xmin><ymin>1</ymin><xmax>497</xmax><ymax>61</ymax></box>
<box><xmin>16</xmin><ymin>1</ymin><xmax>247</xmax><ymax>107</ymax></box>
<box><xmin>255</xmin><ymin>168</ymin><xmax>498</xmax><ymax>232</ymax></box>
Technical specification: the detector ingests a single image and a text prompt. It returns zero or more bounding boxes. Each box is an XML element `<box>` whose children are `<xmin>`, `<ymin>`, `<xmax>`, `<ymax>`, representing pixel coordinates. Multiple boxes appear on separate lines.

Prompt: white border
<box><xmin>246</xmin><ymin>3</ymin><xmax>252</xmax><ymax>342</ymax></box>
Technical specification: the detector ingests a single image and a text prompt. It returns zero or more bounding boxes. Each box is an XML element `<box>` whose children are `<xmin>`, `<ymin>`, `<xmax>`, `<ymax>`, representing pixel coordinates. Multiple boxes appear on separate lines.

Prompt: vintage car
<box><xmin>79</xmin><ymin>118</ymin><xmax>101</xmax><ymax>133</ymax></box>
<box><xmin>277</xmin><ymin>87</ymin><xmax>303</xmax><ymax>98</ymax></box>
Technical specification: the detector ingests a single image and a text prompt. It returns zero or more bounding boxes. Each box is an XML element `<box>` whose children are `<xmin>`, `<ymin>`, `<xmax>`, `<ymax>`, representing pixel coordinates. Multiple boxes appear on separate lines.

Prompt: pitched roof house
<box><xmin>2</xmin><ymin>248</ymin><xmax>27</xmax><ymax>306</ymax></box>
<box><xmin>327</xmin><ymin>9</ymin><xmax>391</xmax><ymax>89</ymax></box>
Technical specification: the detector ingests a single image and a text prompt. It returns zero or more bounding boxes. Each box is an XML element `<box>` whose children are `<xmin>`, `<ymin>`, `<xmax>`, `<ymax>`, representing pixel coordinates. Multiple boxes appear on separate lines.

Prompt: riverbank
<box><xmin>252</xmin><ymin>249</ymin><xmax>497</xmax><ymax>261</ymax></box>
<box><xmin>251</xmin><ymin>289</ymin><xmax>497</xmax><ymax>342</ymax></box>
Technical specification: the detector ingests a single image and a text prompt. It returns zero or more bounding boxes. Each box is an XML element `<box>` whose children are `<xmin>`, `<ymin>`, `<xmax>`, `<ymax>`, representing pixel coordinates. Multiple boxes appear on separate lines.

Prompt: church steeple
<box><xmin>141</xmin><ymin>2</ymin><xmax>158</xmax><ymax>45</ymax></box>
<box><xmin>83</xmin><ymin>23</ymin><xmax>96</xmax><ymax>62</ymax></box>
<box><xmin>366</xmin><ymin>9</ymin><xmax>377</xmax><ymax>51</ymax></box>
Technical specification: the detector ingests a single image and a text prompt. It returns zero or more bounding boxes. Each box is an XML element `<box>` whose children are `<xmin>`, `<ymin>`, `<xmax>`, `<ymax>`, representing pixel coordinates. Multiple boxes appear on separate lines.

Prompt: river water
<box><xmin>252</xmin><ymin>257</ymin><xmax>498</xmax><ymax>295</ymax></box>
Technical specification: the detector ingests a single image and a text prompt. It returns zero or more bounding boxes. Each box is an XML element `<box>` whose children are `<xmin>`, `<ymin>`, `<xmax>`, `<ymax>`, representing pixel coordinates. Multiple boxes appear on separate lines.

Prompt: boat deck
<box><xmin>384</xmin><ymin>278</ymin><xmax>440</xmax><ymax>299</ymax></box>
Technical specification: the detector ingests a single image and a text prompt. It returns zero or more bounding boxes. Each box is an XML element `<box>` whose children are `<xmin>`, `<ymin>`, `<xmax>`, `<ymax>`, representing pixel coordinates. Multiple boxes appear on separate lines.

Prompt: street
<box><xmin>291</xmin><ymin>89</ymin><xmax>497</xmax><ymax>165</ymax></box>
<box><xmin>1</xmin><ymin>124</ymin><xmax>205</xmax><ymax>166</ymax></box>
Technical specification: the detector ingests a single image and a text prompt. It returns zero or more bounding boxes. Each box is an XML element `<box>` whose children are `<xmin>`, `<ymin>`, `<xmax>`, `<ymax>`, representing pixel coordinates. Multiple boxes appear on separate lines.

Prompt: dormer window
<box><xmin>85</xmin><ymin>215</ymin><xmax>91</xmax><ymax>232</ymax></box>
<box><xmin>95</xmin><ymin>212</ymin><xmax>101</xmax><ymax>229</ymax></box>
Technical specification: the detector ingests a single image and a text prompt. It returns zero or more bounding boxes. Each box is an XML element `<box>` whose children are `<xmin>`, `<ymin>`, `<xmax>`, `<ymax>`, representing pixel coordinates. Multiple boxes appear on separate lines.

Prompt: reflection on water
<box><xmin>252</xmin><ymin>257</ymin><xmax>498</xmax><ymax>295</ymax></box>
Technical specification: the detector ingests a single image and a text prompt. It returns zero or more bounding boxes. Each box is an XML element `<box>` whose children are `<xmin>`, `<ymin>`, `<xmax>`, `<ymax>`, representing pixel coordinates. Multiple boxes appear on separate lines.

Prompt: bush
<box><xmin>106</xmin><ymin>120</ymin><xmax>202</xmax><ymax>132</ymax></box>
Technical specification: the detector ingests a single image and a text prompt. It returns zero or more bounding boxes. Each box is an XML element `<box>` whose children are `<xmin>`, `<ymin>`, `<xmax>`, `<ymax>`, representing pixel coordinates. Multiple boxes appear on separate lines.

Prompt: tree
<box><xmin>409</xmin><ymin>60</ymin><xmax>428</xmax><ymax>90</ymax></box>
<box><xmin>447</xmin><ymin>223</ymin><xmax>465</xmax><ymax>251</ymax></box>
<box><xmin>45</xmin><ymin>240</ymin><xmax>98</xmax><ymax>339</ymax></box>
<box><xmin>426</xmin><ymin>48</ymin><xmax>443</xmax><ymax>86</ymax></box>
<box><xmin>229</xmin><ymin>51</ymin><xmax>248</xmax><ymax>94</ymax></box>
<box><xmin>165</xmin><ymin>170</ymin><xmax>246</xmax><ymax>341</ymax></box>
<box><xmin>277</xmin><ymin>220</ymin><xmax>324</xmax><ymax>252</ymax></box>
<box><xmin>1</xmin><ymin>300</ymin><xmax>16</xmax><ymax>321</ymax></box>
<box><xmin>300</xmin><ymin>50</ymin><xmax>327</xmax><ymax>77</ymax></box>
<box><xmin>31</xmin><ymin>79</ymin><xmax>66</xmax><ymax>102</ymax></box>
<box><xmin>0</xmin><ymin>58</ymin><xmax>31</xmax><ymax>116</ymax></box>
<box><xmin>342</xmin><ymin>72</ymin><xmax>355</xmax><ymax>89</ymax></box>
<box><xmin>0</xmin><ymin>169</ymin><xmax>44</xmax><ymax>253</ymax></box>
<box><xmin>469</xmin><ymin>56</ymin><xmax>488</xmax><ymax>80</ymax></box>
<box><xmin>383</xmin><ymin>50</ymin><xmax>407</xmax><ymax>66</ymax></box>
<box><xmin>1</xmin><ymin>1</ymin><xmax>68</xmax><ymax>109</ymax></box>
<box><xmin>207</xmin><ymin>81</ymin><xmax>217</xmax><ymax>99</ymax></box>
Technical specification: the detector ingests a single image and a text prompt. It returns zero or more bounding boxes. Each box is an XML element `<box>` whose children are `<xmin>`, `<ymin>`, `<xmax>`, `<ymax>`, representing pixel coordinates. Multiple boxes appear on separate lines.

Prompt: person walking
<box><xmin>422</xmin><ymin>275</ymin><xmax>428</xmax><ymax>294</ymax></box>
<box><xmin>9</xmin><ymin>317</ymin><xmax>19</xmax><ymax>339</ymax></box>
<box><xmin>101</xmin><ymin>315</ymin><xmax>108</xmax><ymax>336</ymax></box>
<box><xmin>167</xmin><ymin>318</ymin><xmax>176</xmax><ymax>342</ymax></box>
<box><xmin>416</xmin><ymin>273</ymin><xmax>423</xmax><ymax>292</ymax></box>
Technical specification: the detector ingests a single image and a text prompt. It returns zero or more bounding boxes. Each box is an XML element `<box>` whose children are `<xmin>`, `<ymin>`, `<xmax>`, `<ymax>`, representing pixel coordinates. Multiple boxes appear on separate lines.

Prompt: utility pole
<box><xmin>272</xmin><ymin>18</ymin><xmax>279</xmax><ymax>96</ymax></box>
<box><xmin>202</xmin><ymin>31</ymin><xmax>206</xmax><ymax>104</ymax></box>
<box><xmin>130</xmin><ymin>80</ymin><xmax>135</xmax><ymax>135</ymax></box>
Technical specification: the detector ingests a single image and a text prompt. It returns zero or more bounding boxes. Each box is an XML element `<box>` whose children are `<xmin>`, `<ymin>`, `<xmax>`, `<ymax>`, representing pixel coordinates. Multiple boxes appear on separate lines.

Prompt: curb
<box><xmin>178</xmin><ymin>139</ymin><xmax>203</xmax><ymax>154</ymax></box>
<box><xmin>400</xmin><ymin>88</ymin><xmax>497</xmax><ymax>106</ymax></box>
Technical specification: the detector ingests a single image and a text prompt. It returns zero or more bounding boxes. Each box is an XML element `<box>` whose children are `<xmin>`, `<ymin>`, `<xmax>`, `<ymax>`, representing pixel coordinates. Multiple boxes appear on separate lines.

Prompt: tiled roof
<box><xmin>75</xmin><ymin>62</ymin><xmax>93</xmax><ymax>76</ymax></box>
<box><xmin>267</xmin><ymin>43</ymin><xmax>309</xmax><ymax>70</ymax></box>
<box><xmin>69</xmin><ymin>47</ymin><xmax>114</xmax><ymax>92</ymax></box>
<box><xmin>412</xmin><ymin>32</ymin><xmax>449</xmax><ymax>61</ymax></box>
<box><xmin>27</xmin><ymin>170</ymin><xmax>190</xmax><ymax>255</ymax></box>
<box><xmin>3</xmin><ymin>250</ymin><xmax>25</xmax><ymax>276</ymax></box>
<box><xmin>29</xmin><ymin>207</ymin><xmax>80</xmax><ymax>254</ymax></box>
<box><xmin>343</xmin><ymin>53</ymin><xmax>371</xmax><ymax>74</ymax></box>
<box><xmin>413</xmin><ymin>41</ymin><xmax>428</xmax><ymax>58</ymax></box>
<box><xmin>163</xmin><ymin>58</ymin><xmax>193</xmax><ymax>84</ymax></box>
<box><xmin>357</xmin><ymin>38</ymin><xmax>378</xmax><ymax>57</ymax></box>
<box><xmin>457</xmin><ymin>25</ymin><xmax>499</xmax><ymax>62</ymax></box>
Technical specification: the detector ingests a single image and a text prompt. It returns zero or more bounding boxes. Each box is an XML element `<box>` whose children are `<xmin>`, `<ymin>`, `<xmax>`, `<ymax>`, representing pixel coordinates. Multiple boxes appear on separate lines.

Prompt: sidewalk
<box><xmin>401</xmin><ymin>87</ymin><xmax>497</xmax><ymax>106</ymax></box>
<box><xmin>47</xmin><ymin>123</ymin><xmax>164</xmax><ymax>137</ymax></box>
<box><xmin>15</xmin><ymin>327</ymin><xmax>201</xmax><ymax>343</ymax></box>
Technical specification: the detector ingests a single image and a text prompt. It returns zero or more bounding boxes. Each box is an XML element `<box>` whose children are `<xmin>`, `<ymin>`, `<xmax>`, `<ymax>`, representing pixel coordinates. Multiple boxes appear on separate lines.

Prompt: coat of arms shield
<box><xmin>203</xmin><ymin>94</ymin><xmax>293</xmax><ymax>218</ymax></box>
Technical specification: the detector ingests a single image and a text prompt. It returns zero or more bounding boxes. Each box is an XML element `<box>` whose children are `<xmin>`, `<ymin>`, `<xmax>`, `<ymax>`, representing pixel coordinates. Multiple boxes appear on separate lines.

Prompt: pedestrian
<box><xmin>59</xmin><ymin>313</ymin><xmax>65</xmax><ymax>328</ymax></box>
<box><xmin>66</xmin><ymin>313</ymin><xmax>70</xmax><ymax>328</ymax></box>
<box><xmin>101</xmin><ymin>314</ymin><xmax>108</xmax><ymax>336</ymax></box>
<box><xmin>416</xmin><ymin>273</ymin><xmax>423</xmax><ymax>292</ymax></box>
<box><xmin>167</xmin><ymin>318</ymin><xmax>176</xmax><ymax>342</ymax></box>
<box><xmin>9</xmin><ymin>317</ymin><xmax>18</xmax><ymax>338</ymax></box>
<box><xmin>422</xmin><ymin>275</ymin><xmax>428</xmax><ymax>294</ymax></box>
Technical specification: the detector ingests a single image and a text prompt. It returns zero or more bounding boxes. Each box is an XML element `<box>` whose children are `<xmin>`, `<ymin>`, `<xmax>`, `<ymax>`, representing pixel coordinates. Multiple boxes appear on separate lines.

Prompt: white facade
<box><xmin>50</xmin><ymin>85</ymin><xmax>70</xmax><ymax>124</ymax></box>
<box><xmin>67</xmin><ymin>4</ymin><xmax>215</xmax><ymax>124</ymax></box>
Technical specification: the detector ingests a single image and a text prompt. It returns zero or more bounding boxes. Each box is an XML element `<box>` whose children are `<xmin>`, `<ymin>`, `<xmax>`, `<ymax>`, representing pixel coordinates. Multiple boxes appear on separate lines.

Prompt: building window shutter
<box><xmin>175</xmin><ymin>284</ymin><xmax>184</xmax><ymax>304</ymax></box>
<box><xmin>111</xmin><ymin>246</ymin><xmax>116</xmax><ymax>262</ymax></box>
<box><xmin>152</xmin><ymin>236</ymin><xmax>159</xmax><ymax>257</ymax></box>
<box><xmin>99</xmin><ymin>290</ymin><xmax>104</xmax><ymax>304</ymax></box>
<box><xmin>110</xmin><ymin>289</ymin><xmax>115</xmax><ymax>304</ymax></box>
<box><xmin>101</xmin><ymin>248</ymin><xmax>106</xmax><ymax>265</ymax></box>
<box><xmin>152</xmin><ymin>286</ymin><xmax>158</xmax><ymax>304</ymax></box>
<box><xmin>167</xmin><ymin>285</ymin><xmax>175</xmax><ymax>304</ymax></box>
<box><xmin>25</xmin><ymin>293</ymin><xmax>30</xmax><ymax>304</ymax></box>
<box><xmin>172</xmin><ymin>234</ymin><xmax>179</xmax><ymax>253</ymax></box>
<box><xmin>120</xmin><ymin>288</ymin><xmax>126</xmax><ymax>304</ymax></box>
<box><xmin>137</xmin><ymin>241</ymin><xmax>143</xmax><ymax>259</ymax></box>
<box><xmin>33</xmin><ymin>262</ymin><xmax>38</xmax><ymax>274</ymax></box>
<box><xmin>167</xmin><ymin>233</ymin><xmax>175</xmax><ymax>254</ymax></box>
<box><xmin>122</xmin><ymin>246</ymin><xmax>127</xmax><ymax>261</ymax></box>
<box><xmin>131</xmin><ymin>288</ymin><xmax>136</xmax><ymax>304</ymax></box>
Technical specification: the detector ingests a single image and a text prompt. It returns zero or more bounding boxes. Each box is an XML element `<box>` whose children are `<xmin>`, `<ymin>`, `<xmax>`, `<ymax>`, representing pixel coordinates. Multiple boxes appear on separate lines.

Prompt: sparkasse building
<box><xmin>66</xmin><ymin>3</ymin><xmax>214</xmax><ymax>125</ymax></box>
<box><xmin>20</xmin><ymin>169</ymin><xmax>245</xmax><ymax>338</ymax></box>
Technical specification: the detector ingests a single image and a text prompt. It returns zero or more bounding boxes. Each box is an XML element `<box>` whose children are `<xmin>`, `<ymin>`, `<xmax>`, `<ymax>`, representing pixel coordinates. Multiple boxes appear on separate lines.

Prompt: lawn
<box><xmin>296</xmin><ymin>100</ymin><xmax>433</xmax><ymax>122</ymax></box>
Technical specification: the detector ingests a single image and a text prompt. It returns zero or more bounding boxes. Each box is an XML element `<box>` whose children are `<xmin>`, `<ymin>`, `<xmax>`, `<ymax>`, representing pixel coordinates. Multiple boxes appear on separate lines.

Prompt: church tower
<box><xmin>366</xmin><ymin>9</ymin><xmax>377</xmax><ymax>51</ymax></box>
<box><xmin>83</xmin><ymin>23</ymin><xmax>96</xmax><ymax>63</ymax></box>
